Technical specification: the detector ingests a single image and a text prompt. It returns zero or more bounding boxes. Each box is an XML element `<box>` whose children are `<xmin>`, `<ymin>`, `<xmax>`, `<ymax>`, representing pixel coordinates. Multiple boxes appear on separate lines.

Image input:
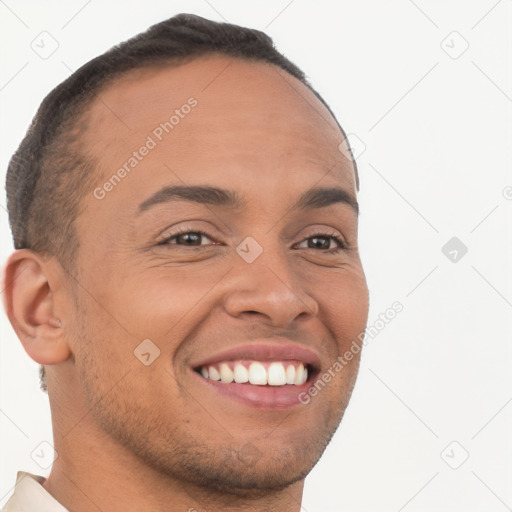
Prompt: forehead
<box><xmin>87</xmin><ymin>55</ymin><xmax>341</xmax><ymax>134</ymax></box>
<box><xmin>79</xmin><ymin>55</ymin><xmax>356</xmax><ymax>227</ymax></box>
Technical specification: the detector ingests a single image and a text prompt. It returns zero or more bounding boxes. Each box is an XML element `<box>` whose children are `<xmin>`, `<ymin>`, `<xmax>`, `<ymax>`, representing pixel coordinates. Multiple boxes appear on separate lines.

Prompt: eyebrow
<box><xmin>138</xmin><ymin>185</ymin><xmax>359</xmax><ymax>216</ymax></box>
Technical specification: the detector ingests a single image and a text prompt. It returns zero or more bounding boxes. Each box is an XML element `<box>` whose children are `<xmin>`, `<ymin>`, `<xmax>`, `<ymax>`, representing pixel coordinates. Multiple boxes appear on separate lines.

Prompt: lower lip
<box><xmin>192</xmin><ymin>371</ymin><xmax>313</xmax><ymax>409</ymax></box>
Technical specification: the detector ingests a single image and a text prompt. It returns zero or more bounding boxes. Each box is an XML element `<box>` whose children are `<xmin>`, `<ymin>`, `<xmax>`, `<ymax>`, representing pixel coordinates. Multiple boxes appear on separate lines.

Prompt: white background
<box><xmin>1</xmin><ymin>1</ymin><xmax>511</xmax><ymax>511</ymax></box>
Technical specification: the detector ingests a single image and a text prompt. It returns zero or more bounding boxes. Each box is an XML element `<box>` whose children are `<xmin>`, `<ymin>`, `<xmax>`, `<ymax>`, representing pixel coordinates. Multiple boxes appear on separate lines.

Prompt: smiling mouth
<box><xmin>195</xmin><ymin>360</ymin><xmax>310</xmax><ymax>386</ymax></box>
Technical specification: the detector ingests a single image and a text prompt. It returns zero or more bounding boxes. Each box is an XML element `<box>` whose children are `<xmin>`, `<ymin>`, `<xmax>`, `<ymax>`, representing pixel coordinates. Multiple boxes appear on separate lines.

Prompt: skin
<box><xmin>4</xmin><ymin>55</ymin><xmax>369</xmax><ymax>511</ymax></box>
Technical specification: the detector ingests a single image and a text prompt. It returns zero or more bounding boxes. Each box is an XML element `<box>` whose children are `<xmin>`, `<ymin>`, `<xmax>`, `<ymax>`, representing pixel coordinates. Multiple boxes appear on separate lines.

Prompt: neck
<box><xmin>43</xmin><ymin>444</ymin><xmax>305</xmax><ymax>512</ymax></box>
<box><xmin>43</xmin><ymin>393</ymin><xmax>305</xmax><ymax>511</ymax></box>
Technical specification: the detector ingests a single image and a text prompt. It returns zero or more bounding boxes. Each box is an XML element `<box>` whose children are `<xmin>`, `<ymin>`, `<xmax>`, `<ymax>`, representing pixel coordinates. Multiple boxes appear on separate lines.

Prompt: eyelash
<box><xmin>157</xmin><ymin>227</ymin><xmax>348</xmax><ymax>254</ymax></box>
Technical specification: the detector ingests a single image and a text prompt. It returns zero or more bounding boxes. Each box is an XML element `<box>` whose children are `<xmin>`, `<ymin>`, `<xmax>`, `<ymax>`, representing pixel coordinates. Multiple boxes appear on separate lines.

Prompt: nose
<box><xmin>222</xmin><ymin>251</ymin><xmax>319</xmax><ymax>329</ymax></box>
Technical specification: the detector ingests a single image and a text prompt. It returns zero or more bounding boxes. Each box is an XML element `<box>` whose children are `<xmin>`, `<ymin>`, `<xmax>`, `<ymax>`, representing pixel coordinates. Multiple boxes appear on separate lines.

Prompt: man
<box><xmin>2</xmin><ymin>13</ymin><xmax>368</xmax><ymax>511</ymax></box>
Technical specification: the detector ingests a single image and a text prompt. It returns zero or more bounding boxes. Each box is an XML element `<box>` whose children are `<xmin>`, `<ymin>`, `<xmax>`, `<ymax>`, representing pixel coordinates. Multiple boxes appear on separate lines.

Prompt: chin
<box><xmin>139</xmin><ymin>420</ymin><xmax>342</xmax><ymax>497</ymax></box>
<box><xmin>164</xmin><ymin>444</ymin><xmax>318</xmax><ymax>496</ymax></box>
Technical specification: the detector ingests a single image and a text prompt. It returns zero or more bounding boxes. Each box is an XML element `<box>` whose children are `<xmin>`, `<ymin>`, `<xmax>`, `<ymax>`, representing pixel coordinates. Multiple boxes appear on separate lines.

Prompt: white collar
<box><xmin>2</xmin><ymin>471</ymin><xmax>69</xmax><ymax>512</ymax></box>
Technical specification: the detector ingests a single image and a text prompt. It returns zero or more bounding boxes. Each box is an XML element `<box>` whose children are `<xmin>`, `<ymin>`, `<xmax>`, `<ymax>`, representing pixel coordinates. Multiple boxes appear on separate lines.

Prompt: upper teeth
<box><xmin>199</xmin><ymin>361</ymin><xmax>308</xmax><ymax>386</ymax></box>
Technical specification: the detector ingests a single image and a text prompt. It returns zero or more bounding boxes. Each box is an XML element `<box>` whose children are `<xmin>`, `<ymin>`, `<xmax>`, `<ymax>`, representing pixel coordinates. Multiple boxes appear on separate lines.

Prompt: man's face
<box><xmin>65</xmin><ymin>55</ymin><xmax>368</xmax><ymax>493</ymax></box>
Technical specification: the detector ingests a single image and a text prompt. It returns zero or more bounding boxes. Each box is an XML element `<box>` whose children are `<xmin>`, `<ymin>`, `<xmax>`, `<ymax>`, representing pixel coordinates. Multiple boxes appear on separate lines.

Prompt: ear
<box><xmin>2</xmin><ymin>249</ymin><xmax>71</xmax><ymax>365</ymax></box>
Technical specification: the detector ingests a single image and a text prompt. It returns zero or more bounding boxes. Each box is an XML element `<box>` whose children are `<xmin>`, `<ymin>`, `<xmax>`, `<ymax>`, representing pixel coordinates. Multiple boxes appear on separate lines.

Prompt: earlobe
<box><xmin>3</xmin><ymin>250</ymin><xmax>71</xmax><ymax>365</ymax></box>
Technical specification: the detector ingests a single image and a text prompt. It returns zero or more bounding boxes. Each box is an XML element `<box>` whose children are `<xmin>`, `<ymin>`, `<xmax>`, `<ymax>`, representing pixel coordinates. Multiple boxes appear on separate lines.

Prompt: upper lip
<box><xmin>191</xmin><ymin>339</ymin><xmax>322</xmax><ymax>371</ymax></box>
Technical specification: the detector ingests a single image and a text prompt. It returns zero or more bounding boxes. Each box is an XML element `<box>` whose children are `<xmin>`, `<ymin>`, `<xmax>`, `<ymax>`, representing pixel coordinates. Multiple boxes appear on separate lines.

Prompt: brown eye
<box><xmin>175</xmin><ymin>232</ymin><xmax>204</xmax><ymax>246</ymax></box>
<box><xmin>296</xmin><ymin>233</ymin><xmax>346</xmax><ymax>253</ymax></box>
<box><xmin>307</xmin><ymin>236</ymin><xmax>333</xmax><ymax>250</ymax></box>
<box><xmin>159</xmin><ymin>230</ymin><xmax>216</xmax><ymax>247</ymax></box>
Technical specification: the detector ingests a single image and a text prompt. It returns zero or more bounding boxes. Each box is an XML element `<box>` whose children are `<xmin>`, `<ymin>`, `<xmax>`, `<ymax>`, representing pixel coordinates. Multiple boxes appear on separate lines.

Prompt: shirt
<box><xmin>2</xmin><ymin>472</ymin><xmax>69</xmax><ymax>512</ymax></box>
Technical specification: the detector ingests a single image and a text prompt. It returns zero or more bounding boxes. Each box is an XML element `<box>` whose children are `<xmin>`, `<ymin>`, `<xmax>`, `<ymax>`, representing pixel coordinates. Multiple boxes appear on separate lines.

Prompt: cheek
<box><xmin>80</xmin><ymin>261</ymin><xmax>218</xmax><ymax>341</ymax></box>
<box><xmin>69</xmin><ymin>287</ymin><xmax>145</xmax><ymax>387</ymax></box>
<box><xmin>319</xmin><ymin>271</ymin><xmax>369</xmax><ymax>350</ymax></box>
<box><xmin>71</xmin><ymin>302</ymin><xmax>178</xmax><ymax>420</ymax></box>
